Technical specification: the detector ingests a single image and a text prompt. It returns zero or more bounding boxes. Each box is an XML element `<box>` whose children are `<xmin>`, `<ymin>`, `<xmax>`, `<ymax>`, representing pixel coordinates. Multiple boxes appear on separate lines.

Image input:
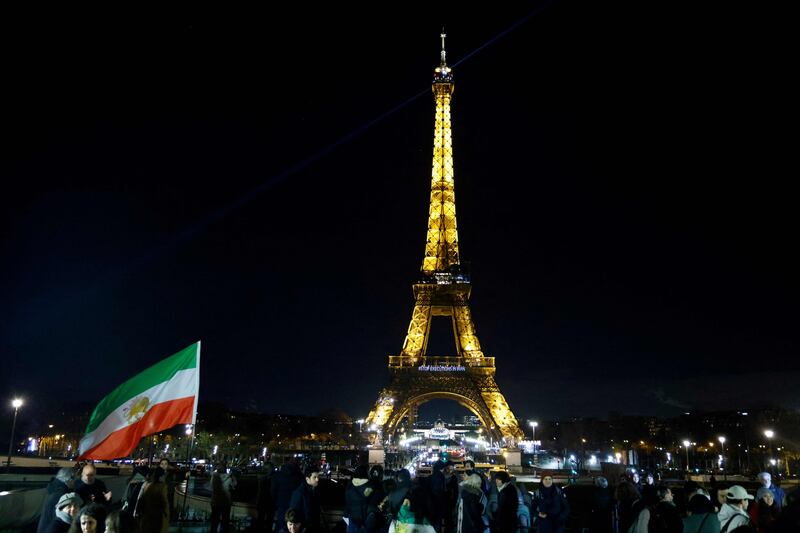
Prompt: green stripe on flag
<box><xmin>84</xmin><ymin>343</ymin><xmax>198</xmax><ymax>434</ymax></box>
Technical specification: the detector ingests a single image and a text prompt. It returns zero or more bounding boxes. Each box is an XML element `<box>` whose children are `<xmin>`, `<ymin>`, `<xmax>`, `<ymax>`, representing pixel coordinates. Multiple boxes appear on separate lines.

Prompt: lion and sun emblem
<box><xmin>123</xmin><ymin>396</ymin><xmax>151</xmax><ymax>423</ymax></box>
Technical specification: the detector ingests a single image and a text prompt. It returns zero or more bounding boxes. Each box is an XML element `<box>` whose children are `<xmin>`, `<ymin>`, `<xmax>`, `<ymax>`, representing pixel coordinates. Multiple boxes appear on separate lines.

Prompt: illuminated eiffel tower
<box><xmin>365</xmin><ymin>34</ymin><xmax>524</xmax><ymax>444</ymax></box>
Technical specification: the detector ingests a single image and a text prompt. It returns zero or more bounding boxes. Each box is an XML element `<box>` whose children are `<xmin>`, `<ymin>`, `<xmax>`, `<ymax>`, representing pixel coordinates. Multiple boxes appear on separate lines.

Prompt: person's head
<box><xmin>443</xmin><ymin>461</ymin><xmax>455</xmax><ymax>475</ymax></box>
<box><xmin>726</xmin><ymin>485</ymin><xmax>754</xmax><ymax>509</ymax></box>
<box><xmin>56</xmin><ymin>492</ymin><xmax>83</xmax><ymax>517</ymax></box>
<box><xmin>645</xmin><ymin>473</ymin><xmax>654</xmax><ymax>485</ymax></box>
<box><xmin>631</xmin><ymin>472</ymin><xmax>640</xmax><ymax>484</ymax></box>
<box><xmin>158</xmin><ymin>458</ymin><xmax>170</xmax><ymax>471</ymax></box>
<box><xmin>76</xmin><ymin>504</ymin><xmax>107</xmax><ymax>533</ymax></box>
<box><xmin>687</xmin><ymin>493</ymin><xmax>714</xmax><ymax>515</ymax></box>
<box><xmin>541</xmin><ymin>473</ymin><xmax>553</xmax><ymax>488</ymax></box>
<box><xmin>461</xmin><ymin>473</ymin><xmax>482</xmax><ymax>490</ymax></box>
<box><xmin>657</xmin><ymin>486</ymin><xmax>673</xmax><ymax>503</ymax></box>
<box><xmin>494</xmin><ymin>470</ymin><xmax>511</xmax><ymax>487</ymax></box>
<box><xmin>285</xmin><ymin>508</ymin><xmax>305</xmax><ymax>533</ymax></box>
<box><xmin>397</xmin><ymin>468</ymin><xmax>411</xmax><ymax>484</ymax></box>
<box><xmin>369</xmin><ymin>464</ymin><xmax>384</xmax><ymax>481</ymax></box>
<box><xmin>353</xmin><ymin>465</ymin><xmax>368</xmax><ymax>479</ymax></box>
<box><xmin>105</xmin><ymin>509</ymin><xmax>136</xmax><ymax>533</ymax></box>
<box><xmin>757</xmin><ymin>472</ymin><xmax>772</xmax><ymax>488</ymax></box>
<box><xmin>132</xmin><ymin>464</ymin><xmax>149</xmax><ymax>479</ymax></box>
<box><xmin>56</xmin><ymin>467</ymin><xmax>74</xmax><ymax>486</ymax></box>
<box><xmin>304</xmin><ymin>465</ymin><xmax>320</xmax><ymax>488</ymax></box>
<box><xmin>594</xmin><ymin>476</ymin><xmax>608</xmax><ymax>489</ymax></box>
<box><xmin>464</xmin><ymin>460</ymin><xmax>475</xmax><ymax>471</ymax></box>
<box><xmin>81</xmin><ymin>464</ymin><xmax>97</xmax><ymax>485</ymax></box>
<box><xmin>147</xmin><ymin>466</ymin><xmax>165</xmax><ymax>483</ymax></box>
<box><xmin>716</xmin><ymin>486</ymin><xmax>728</xmax><ymax>506</ymax></box>
<box><xmin>215</xmin><ymin>462</ymin><xmax>227</xmax><ymax>473</ymax></box>
<box><xmin>756</xmin><ymin>487</ymin><xmax>774</xmax><ymax>506</ymax></box>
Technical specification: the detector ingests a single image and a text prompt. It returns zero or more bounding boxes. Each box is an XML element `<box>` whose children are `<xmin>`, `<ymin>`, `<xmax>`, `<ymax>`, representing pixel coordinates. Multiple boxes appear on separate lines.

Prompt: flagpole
<box><xmin>192</xmin><ymin>340</ymin><xmax>201</xmax><ymax>427</ymax></box>
<box><xmin>181</xmin><ymin>340</ymin><xmax>201</xmax><ymax>520</ymax></box>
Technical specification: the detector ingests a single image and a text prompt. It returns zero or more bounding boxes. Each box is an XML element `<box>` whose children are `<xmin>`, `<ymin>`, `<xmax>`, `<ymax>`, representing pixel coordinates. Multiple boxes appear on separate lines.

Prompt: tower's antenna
<box><xmin>440</xmin><ymin>29</ymin><xmax>447</xmax><ymax>67</ymax></box>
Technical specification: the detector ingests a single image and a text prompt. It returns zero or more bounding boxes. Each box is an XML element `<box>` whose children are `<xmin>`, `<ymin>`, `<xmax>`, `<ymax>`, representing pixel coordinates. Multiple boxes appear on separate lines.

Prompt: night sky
<box><xmin>2</xmin><ymin>5</ymin><xmax>797</xmax><ymax>430</ymax></box>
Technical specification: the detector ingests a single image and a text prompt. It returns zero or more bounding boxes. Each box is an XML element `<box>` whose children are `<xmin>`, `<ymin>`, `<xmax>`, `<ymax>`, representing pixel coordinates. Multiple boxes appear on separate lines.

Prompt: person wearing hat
<box><xmin>749</xmin><ymin>487</ymin><xmax>779</xmax><ymax>533</ymax></box>
<box><xmin>43</xmin><ymin>492</ymin><xmax>83</xmax><ymax>533</ymax></box>
<box><xmin>717</xmin><ymin>485</ymin><xmax>753</xmax><ymax>532</ymax></box>
<box><xmin>344</xmin><ymin>465</ymin><xmax>371</xmax><ymax>533</ymax></box>
<box><xmin>756</xmin><ymin>472</ymin><xmax>786</xmax><ymax>511</ymax></box>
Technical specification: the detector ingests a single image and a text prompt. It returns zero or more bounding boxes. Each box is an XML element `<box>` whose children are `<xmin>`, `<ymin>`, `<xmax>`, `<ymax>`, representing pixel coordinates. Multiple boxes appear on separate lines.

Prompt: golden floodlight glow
<box><xmin>366</xmin><ymin>35</ymin><xmax>523</xmax><ymax>443</ymax></box>
<box><xmin>423</xmin><ymin>87</ymin><xmax>459</xmax><ymax>274</ymax></box>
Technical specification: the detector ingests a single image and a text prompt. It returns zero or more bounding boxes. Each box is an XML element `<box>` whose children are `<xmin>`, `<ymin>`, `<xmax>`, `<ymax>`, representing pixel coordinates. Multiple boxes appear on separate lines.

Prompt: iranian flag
<box><xmin>78</xmin><ymin>342</ymin><xmax>200</xmax><ymax>460</ymax></box>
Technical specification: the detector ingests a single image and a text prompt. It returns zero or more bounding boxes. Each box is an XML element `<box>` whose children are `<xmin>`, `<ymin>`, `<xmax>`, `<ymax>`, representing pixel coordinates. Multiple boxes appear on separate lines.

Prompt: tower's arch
<box><xmin>384</xmin><ymin>392</ymin><xmax>501</xmax><ymax>441</ymax></box>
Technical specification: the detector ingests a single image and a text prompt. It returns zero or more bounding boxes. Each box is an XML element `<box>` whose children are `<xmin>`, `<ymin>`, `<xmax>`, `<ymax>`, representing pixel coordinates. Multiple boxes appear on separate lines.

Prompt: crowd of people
<box><xmin>34</xmin><ymin>458</ymin><xmax>179</xmax><ymax>533</ymax></box>
<box><xmin>596</xmin><ymin>470</ymin><xmax>798</xmax><ymax>533</ymax></box>
<box><xmin>31</xmin><ymin>457</ymin><xmax>800</xmax><ymax>533</ymax></box>
<box><xmin>267</xmin><ymin>460</ymin><xmax>570</xmax><ymax>533</ymax></box>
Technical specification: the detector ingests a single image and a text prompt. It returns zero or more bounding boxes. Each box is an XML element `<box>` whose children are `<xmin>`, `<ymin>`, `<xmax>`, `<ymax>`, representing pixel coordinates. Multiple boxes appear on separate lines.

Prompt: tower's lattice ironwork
<box><xmin>366</xmin><ymin>35</ymin><xmax>524</xmax><ymax>443</ymax></box>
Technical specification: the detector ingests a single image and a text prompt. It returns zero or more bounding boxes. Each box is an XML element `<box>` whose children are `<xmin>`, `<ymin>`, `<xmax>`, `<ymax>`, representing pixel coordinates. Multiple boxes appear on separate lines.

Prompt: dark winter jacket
<box><xmin>648</xmin><ymin>501</ymin><xmax>682</xmax><ymax>533</ymax></box>
<box><xmin>386</xmin><ymin>481</ymin><xmax>411</xmax><ymax>520</ymax></box>
<box><xmin>493</xmin><ymin>483</ymin><xmax>519</xmax><ymax>533</ymax></box>
<box><xmin>366</xmin><ymin>477</ymin><xmax>389</xmax><ymax>533</ymax></box>
<box><xmin>345</xmin><ymin>478</ymin><xmax>373</xmax><ymax>527</ymax></box>
<box><xmin>457</xmin><ymin>483</ymin><xmax>486</xmax><ymax>533</ymax></box>
<box><xmin>74</xmin><ymin>478</ymin><xmax>109</xmax><ymax>507</ymax></box>
<box><xmin>272</xmin><ymin>463</ymin><xmax>303</xmax><ymax>528</ymax></box>
<box><xmin>683</xmin><ymin>512</ymin><xmax>720</xmax><ymax>533</ymax></box>
<box><xmin>531</xmin><ymin>485</ymin><xmax>569</xmax><ymax>533</ymax></box>
<box><xmin>36</xmin><ymin>478</ymin><xmax>70</xmax><ymax>533</ymax></box>
<box><xmin>42</xmin><ymin>519</ymin><xmax>71</xmax><ymax>533</ymax></box>
<box><xmin>589</xmin><ymin>485</ymin><xmax>613</xmax><ymax>533</ymax></box>
<box><xmin>290</xmin><ymin>481</ymin><xmax>322</xmax><ymax>533</ymax></box>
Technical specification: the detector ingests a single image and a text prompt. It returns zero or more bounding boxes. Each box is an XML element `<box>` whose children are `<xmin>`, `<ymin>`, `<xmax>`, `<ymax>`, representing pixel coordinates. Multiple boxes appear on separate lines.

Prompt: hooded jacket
<box><xmin>717</xmin><ymin>503</ymin><xmax>750</xmax><ymax>532</ymax></box>
<box><xmin>345</xmin><ymin>478</ymin><xmax>373</xmax><ymax>527</ymax></box>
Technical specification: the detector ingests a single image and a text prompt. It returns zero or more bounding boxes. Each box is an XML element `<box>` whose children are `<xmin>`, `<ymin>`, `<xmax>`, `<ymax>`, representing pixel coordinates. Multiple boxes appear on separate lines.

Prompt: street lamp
<box><xmin>6</xmin><ymin>399</ymin><xmax>23</xmax><ymax>471</ymax></box>
<box><xmin>718</xmin><ymin>436</ymin><xmax>727</xmax><ymax>479</ymax></box>
<box><xmin>764</xmin><ymin>430</ymin><xmax>775</xmax><ymax>470</ymax></box>
<box><xmin>356</xmin><ymin>419</ymin><xmax>365</xmax><ymax>432</ymax></box>
<box><xmin>184</xmin><ymin>424</ymin><xmax>193</xmax><ymax>465</ymax></box>
<box><xmin>682</xmin><ymin>440</ymin><xmax>691</xmax><ymax>472</ymax></box>
<box><xmin>529</xmin><ymin>421</ymin><xmax>538</xmax><ymax>458</ymax></box>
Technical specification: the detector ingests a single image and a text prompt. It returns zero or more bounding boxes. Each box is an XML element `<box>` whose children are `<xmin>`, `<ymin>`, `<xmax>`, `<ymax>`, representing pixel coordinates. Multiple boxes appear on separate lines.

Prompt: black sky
<box><xmin>1</xmin><ymin>4</ymin><xmax>797</xmax><ymax>429</ymax></box>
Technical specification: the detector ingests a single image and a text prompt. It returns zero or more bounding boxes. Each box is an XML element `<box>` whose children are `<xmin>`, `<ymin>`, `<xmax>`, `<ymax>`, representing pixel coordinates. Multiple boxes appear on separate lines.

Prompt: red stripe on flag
<box><xmin>79</xmin><ymin>396</ymin><xmax>195</xmax><ymax>460</ymax></box>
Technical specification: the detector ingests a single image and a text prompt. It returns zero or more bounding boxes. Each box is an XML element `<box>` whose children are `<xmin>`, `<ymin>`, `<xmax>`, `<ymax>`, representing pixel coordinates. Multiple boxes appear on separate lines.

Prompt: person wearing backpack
<box><xmin>121</xmin><ymin>465</ymin><xmax>148</xmax><ymax>513</ymax></box>
<box><xmin>531</xmin><ymin>474</ymin><xmax>569</xmax><ymax>533</ymax></box>
<box><xmin>717</xmin><ymin>486</ymin><xmax>753</xmax><ymax>533</ymax></box>
<box><xmin>514</xmin><ymin>482</ymin><xmax>532</xmax><ymax>533</ymax></box>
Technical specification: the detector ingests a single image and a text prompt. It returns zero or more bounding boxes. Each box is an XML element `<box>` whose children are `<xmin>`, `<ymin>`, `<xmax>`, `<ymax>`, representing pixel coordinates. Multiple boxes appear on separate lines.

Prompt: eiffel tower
<box><xmin>365</xmin><ymin>34</ymin><xmax>524</xmax><ymax>444</ymax></box>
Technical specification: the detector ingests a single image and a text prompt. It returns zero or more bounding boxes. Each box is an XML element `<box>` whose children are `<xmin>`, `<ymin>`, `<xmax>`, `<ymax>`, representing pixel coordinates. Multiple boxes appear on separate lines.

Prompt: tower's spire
<box><xmin>440</xmin><ymin>29</ymin><xmax>447</xmax><ymax>68</ymax></box>
<box><xmin>423</xmin><ymin>32</ymin><xmax>458</xmax><ymax>275</ymax></box>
